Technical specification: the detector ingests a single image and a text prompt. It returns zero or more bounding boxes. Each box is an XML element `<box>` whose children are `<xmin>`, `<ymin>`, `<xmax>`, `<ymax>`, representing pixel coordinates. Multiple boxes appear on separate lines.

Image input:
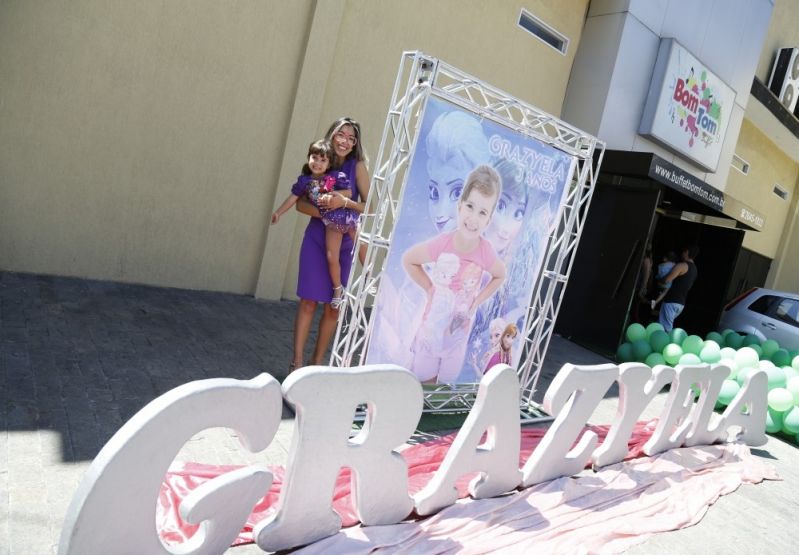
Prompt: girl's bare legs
<box><xmin>312</xmin><ymin>303</ymin><xmax>339</xmax><ymax>364</ymax></box>
<box><xmin>293</xmin><ymin>299</ymin><xmax>318</xmax><ymax>370</ymax></box>
<box><xmin>325</xmin><ymin>226</ymin><xmax>345</xmax><ymax>305</ymax></box>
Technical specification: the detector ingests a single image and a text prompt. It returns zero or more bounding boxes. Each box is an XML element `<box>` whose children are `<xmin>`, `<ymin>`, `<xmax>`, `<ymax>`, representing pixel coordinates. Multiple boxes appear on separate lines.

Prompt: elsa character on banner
<box><xmin>425</xmin><ymin>110</ymin><xmax>490</xmax><ymax>233</ymax></box>
<box><xmin>403</xmin><ymin>165</ymin><xmax>506</xmax><ymax>384</ymax></box>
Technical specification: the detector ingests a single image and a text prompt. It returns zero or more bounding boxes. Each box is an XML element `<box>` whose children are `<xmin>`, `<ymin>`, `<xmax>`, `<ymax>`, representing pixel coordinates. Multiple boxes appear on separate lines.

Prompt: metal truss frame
<box><xmin>330</xmin><ymin>51</ymin><xmax>605</xmax><ymax>416</ymax></box>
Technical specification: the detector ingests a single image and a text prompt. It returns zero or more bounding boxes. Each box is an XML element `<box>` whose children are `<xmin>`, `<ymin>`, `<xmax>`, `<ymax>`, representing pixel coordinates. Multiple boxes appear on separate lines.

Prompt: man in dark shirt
<box><xmin>657</xmin><ymin>245</ymin><xmax>699</xmax><ymax>332</ymax></box>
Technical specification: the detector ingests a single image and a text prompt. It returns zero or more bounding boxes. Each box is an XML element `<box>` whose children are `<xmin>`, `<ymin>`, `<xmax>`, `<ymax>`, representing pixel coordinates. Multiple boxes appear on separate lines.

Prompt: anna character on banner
<box><xmin>484</xmin><ymin>323</ymin><xmax>518</xmax><ymax>373</ymax></box>
<box><xmin>469</xmin><ymin>317</ymin><xmax>506</xmax><ymax>377</ymax></box>
<box><xmin>402</xmin><ymin>165</ymin><xmax>506</xmax><ymax>384</ymax></box>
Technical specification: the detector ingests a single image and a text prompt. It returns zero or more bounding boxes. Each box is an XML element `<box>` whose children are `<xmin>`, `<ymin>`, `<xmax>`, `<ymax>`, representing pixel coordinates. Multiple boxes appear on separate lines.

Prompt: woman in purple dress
<box><xmin>292</xmin><ymin>117</ymin><xmax>369</xmax><ymax>370</ymax></box>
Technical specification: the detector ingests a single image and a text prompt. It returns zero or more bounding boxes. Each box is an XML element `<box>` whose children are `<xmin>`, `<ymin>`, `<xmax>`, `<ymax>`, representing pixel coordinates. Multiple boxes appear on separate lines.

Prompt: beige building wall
<box><xmin>0</xmin><ymin>1</ymin><xmax>313</xmax><ymax>293</ymax></box>
<box><xmin>264</xmin><ymin>0</ymin><xmax>590</xmax><ymax>299</ymax></box>
<box><xmin>726</xmin><ymin>120</ymin><xmax>799</xmax><ymax>259</ymax></box>
<box><xmin>0</xmin><ymin>1</ymin><xmax>588</xmax><ymax>298</ymax></box>
<box><xmin>743</xmin><ymin>0</ymin><xmax>799</xmax><ymax>293</ymax></box>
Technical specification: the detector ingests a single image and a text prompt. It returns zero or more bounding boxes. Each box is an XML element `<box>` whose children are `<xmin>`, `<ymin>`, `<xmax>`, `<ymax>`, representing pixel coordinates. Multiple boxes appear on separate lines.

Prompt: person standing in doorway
<box><xmin>657</xmin><ymin>245</ymin><xmax>699</xmax><ymax>332</ymax></box>
<box><xmin>631</xmin><ymin>244</ymin><xmax>653</xmax><ymax>324</ymax></box>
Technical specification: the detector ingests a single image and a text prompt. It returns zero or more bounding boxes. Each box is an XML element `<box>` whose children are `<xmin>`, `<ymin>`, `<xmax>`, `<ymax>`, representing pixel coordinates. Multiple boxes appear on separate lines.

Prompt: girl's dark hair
<box><xmin>301</xmin><ymin>139</ymin><xmax>333</xmax><ymax>176</ymax></box>
<box><xmin>324</xmin><ymin>117</ymin><xmax>366</xmax><ymax>167</ymax></box>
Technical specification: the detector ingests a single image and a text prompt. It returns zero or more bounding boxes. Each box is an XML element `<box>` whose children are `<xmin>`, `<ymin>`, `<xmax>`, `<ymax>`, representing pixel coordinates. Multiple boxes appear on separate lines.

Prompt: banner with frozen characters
<box><xmin>366</xmin><ymin>95</ymin><xmax>575</xmax><ymax>384</ymax></box>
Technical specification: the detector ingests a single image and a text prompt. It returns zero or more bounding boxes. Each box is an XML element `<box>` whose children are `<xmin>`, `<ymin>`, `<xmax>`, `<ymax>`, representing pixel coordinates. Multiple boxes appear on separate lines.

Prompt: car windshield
<box><xmin>775</xmin><ymin>298</ymin><xmax>799</xmax><ymax>327</ymax></box>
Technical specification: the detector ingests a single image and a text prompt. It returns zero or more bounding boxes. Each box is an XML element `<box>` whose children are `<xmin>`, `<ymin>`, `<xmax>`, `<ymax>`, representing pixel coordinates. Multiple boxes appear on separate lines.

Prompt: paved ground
<box><xmin>1</xmin><ymin>270</ymin><xmax>796</xmax><ymax>554</ymax></box>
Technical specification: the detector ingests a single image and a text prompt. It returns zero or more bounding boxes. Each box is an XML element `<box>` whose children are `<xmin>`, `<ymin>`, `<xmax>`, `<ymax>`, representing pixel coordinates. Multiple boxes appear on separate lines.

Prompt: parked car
<box><xmin>719</xmin><ymin>287</ymin><xmax>799</xmax><ymax>351</ymax></box>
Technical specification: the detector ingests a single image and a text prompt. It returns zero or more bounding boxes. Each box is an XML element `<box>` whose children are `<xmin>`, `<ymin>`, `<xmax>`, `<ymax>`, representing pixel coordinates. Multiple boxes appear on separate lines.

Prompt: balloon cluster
<box><xmin>617</xmin><ymin>324</ymin><xmax>799</xmax><ymax>444</ymax></box>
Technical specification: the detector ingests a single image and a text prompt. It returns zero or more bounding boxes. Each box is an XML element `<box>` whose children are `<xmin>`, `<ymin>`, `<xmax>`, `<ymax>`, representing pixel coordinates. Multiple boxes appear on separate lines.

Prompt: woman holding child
<box><xmin>291</xmin><ymin>117</ymin><xmax>369</xmax><ymax>370</ymax></box>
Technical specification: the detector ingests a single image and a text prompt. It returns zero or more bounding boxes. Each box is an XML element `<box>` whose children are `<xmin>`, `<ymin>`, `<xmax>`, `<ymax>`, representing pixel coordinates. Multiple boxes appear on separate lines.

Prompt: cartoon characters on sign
<box><xmin>424</xmin><ymin>110</ymin><xmax>490</xmax><ymax>233</ymax></box>
<box><xmin>366</xmin><ymin>96</ymin><xmax>572</xmax><ymax>384</ymax></box>
<box><xmin>402</xmin><ymin>166</ymin><xmax>506</xmax><ymax>383</ymax></box>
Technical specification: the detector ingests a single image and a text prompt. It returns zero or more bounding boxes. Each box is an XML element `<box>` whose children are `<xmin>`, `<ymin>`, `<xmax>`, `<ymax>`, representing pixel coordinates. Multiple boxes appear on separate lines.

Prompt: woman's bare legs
<box><xmin>293</xmin><ymin>299</ymin><xmax>318</xmax><ymax>369</ymax></box>
<box><xmin>325</xmin><ymin>227</ymin><xmax>344</xmax><ymax>289</ymax></box>
<box><xmin>312</xmin><ymin>303</ymin><xmax>339</xmax><ymax>364</ymax></box>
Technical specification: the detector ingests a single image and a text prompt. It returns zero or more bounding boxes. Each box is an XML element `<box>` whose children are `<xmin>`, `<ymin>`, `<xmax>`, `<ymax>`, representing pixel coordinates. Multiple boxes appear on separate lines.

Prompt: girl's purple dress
<box><xmin>297</xmin><ymin>157</ymin><xmax>360</xmax><ymax>302</ymax></box>
<box><xmin>291</xmin><ymin>171</ymin><xmax>359</xmax><ymax>234</ymax></box>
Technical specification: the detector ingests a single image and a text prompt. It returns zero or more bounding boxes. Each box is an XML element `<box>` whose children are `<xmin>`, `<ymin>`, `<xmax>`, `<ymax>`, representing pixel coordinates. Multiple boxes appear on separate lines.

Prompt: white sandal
<box><xmin>331</xmin><ymin>285</ymin><xmax>346</xmax><ymax>309</ymax></box>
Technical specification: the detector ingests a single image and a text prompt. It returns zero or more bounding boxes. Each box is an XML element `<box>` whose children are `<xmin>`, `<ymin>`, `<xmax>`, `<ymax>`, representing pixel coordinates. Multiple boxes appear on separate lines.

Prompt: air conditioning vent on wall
<box><xmin>767</xmin><ymin>47</ymin><xmax>799</xmax><ymax>114</ymax></box>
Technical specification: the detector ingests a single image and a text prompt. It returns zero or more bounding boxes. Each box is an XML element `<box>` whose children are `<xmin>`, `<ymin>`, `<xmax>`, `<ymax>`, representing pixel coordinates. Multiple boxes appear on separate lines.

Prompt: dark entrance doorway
<box><xmin>556</xmin><ymin>151</ymin><xmax>760</xmax><ymax>358</ymax></box>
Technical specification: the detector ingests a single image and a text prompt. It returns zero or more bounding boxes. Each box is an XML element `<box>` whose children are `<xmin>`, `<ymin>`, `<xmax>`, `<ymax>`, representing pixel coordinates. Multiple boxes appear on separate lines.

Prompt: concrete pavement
<box><xmin>1</xmin><ymin>270</ymin><xmax>795</xmax><ymax>554</ymax></box>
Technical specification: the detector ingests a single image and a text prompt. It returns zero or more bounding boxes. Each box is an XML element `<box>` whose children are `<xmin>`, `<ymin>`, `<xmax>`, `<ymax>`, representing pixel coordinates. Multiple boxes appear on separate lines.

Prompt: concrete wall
<box><xmin>263</xmin><ymin>0</ymin><xmax>591</xmax><ymax>299</ymax></box>
<box><xmin>0</xmin><ymin>0</ymin><xmax>589</xmax><ymax>298</ymax></box>
<box><xmin>0</xmin><ymin>0</ymin><xmax>313</xmax><ymax>293</ymax></box>
<box><xmin>725</xmin><ymin>120</ymin><xmax>798</xmax><ymax>259</ymax></box>
<box><xmin>749</xmin><ymin>0</ymin><xmax>799</xmax><ymax>292</ymax></box>
<box><xmin>562</xmin><ymin>0</ymin><xmax>773</xmax><ymax>193</ymax></box>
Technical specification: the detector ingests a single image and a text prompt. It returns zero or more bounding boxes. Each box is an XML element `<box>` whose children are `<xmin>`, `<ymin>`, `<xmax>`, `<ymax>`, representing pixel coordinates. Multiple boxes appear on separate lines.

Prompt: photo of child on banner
<box><xmin>367</xmin><ymin>96</ymin><xmax>574</xmax><ymax>384</ymax></box>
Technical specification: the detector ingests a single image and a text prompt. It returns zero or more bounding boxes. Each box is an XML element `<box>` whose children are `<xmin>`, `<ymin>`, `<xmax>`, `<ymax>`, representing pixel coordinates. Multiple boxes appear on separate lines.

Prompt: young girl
<box><xmin>402</xmin><ymin>165</ymin><xmax>507</xmax><ymax>384</ymax></box>
<box><xmin>484</xmin><ymin>323</ymin><xmax>518</xmax><ymax>373</ymax></box>
<box><xmin>272</xmin><ymin>139</ymin><xmax>360</xmax><ymax>308</ymax></box>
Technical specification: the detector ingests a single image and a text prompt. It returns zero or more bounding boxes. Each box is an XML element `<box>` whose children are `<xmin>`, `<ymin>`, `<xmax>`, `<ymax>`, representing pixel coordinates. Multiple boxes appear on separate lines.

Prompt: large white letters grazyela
<box><xmin>59</xmin><ymin>362</ymin><xmax>767</xmax><ymax>554</ymax></box>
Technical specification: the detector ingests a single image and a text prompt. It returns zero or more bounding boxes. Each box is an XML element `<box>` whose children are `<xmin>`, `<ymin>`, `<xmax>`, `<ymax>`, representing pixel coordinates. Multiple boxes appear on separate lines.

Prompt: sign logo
<box><xmin>671</xmin><ymin>69</ymin><xmax>723</xmax><ymax>148</ymax></box>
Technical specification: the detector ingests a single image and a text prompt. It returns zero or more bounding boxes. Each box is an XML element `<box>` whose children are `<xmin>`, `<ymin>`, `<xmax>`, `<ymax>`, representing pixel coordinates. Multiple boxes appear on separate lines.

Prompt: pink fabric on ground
<box><xmin>157</xmin><ymin>421</ymin><xmax>657</xmax><ymax>546</ymax></box>
<box><xmin>295</xmin><ymin>443</ymin><xmax>780</xmax><ymax>555</ymax></box>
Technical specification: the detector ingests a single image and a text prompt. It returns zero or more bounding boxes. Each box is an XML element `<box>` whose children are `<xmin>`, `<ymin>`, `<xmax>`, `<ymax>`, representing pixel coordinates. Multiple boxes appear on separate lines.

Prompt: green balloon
<box><xmin>699</xmin><ymin>343</ymin><xmax>722</xmax><ymax>363</ymax></box>
<box><xmin>719</xmin><ymin>347</ymin><xmax>737</xmax><ymax>360</ymax></box>
<box><xmin>765</xmin><ymin>366</ymin><xmax>787</xmax><ymax>390</ymax></box>
<box><xmin>717</xmin><ymin>379</ymin><xmax>740</xmax><ymax>406</ymax></box>
<box><xmin>678</xmin><ymin>353</ymin><xmax>702</xmax><ymax>365</ymax></box>
<box><xmin>726</xmin><ymin>333</ymin><xmax>744</xmax><ymax>349</ymax></box>
<box><xmin>743</xmin><ymin>334</ymin><xmax>761</xmax><ymax>347</ymax></box>
<box><xmin>645</xmin><ymin>352</ymin><xmax>666</xmax><ymax>367</ymax></box>
<box><xmin>736</xmin><ymin>366</ymin><xmax>755</xmax><ymax>386</ymax></box>
<box><xmin>649</xmin><ymin>330</ymin><xmax>670</xmax><ymax>353</ymax></box>
<box><xmin>626</xmin><ymin>323</ymin><xmax>647</xmax><ymax>343</ymax></box>
<box><xmin>734</xmin><ymin>346</ymin><xmax>759</xmax><ymax>369</ymax></box>
<box><xmin>768</xmin><ymin>387</ymin><xmax>794</xmax><ymax>412</ymax></box>
<box><xmin>682</xmin><ymin>335</ymin><xmax>704</xmax><ymax>355</ymax></box>
<box><xmin>616</xmin><ymin>342</ymin><xmax>634</xmax><ymax>363</ymax></box>
<box><xmin>645</xmin><ymin>322</ymin><xmax>665</xmax><ymax>338</ymax></box>
<box><xmin>632</xmin><ymin>339</ymin><xmax>652</xmax><ymax>361</ymax></box>
<box><xmin>750</xmin><ymin>344</ymin><xmax>763</xmax><ymax>359</ymax></box>
<box><xmin>663</xmin><ymin>343</ymin><xmax>683</xmax><ymax>366</ymax></box>
<box><xmin>670</xmin><ymin>327</ymin><xmax>687</xmax><ymax>345</ymax></box>
<box><xmin>794</xmin><ymin>355</ymin><xmax>799</xmax><ymax>371</ymax></box>
<box><xmin>766</xmin><ymin>408</ymin><xmax>784</xmax><ymax>434</ymax></box>
<box><xmin>782</xmin><ymin>406</ymin><xmax>799</xmax><ymax>434</ymax></box>
<box><xmin>771</xmin><ymin>348</ymin><xmax>791</xmax><ymax>367</ymax></box>
<box><xmin>783</xmin><ymin>366</ymin><xmax>799</xmax><ymax>383</ymax></box>
<box><xmin>786</xmin><ymin>376</ymin><xmax>799</xmax><ymax>404</ymax></box>
<box><xmin>706</xmin><ymin>331</ymin><xmax>724</xmax><ymax>345</ymax></box>
<box><xmin>720</xmin><ymin>328</ymin><xmax>735</xmax><ymax>337</ymax></box>
<box><xmin>761</xmin><ymin>339</ymin><xmax>780</xmax><ymax>358</ymax></box>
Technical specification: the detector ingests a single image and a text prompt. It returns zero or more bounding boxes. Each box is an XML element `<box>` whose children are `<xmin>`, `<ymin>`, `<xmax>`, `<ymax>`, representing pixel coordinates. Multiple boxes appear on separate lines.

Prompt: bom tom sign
<box><xmin>640</xmin><ymin>38</ymin><xmax>736</xmax><ymax>172</ymax></box>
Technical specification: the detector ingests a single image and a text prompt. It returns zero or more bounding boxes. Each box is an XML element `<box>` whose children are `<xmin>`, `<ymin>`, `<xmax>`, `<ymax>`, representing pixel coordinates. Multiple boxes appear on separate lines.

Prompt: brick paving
<box><xmin>0</xmin><ymin>271</ymin><xmax>307</xmax><ymax>554</ymax></box>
